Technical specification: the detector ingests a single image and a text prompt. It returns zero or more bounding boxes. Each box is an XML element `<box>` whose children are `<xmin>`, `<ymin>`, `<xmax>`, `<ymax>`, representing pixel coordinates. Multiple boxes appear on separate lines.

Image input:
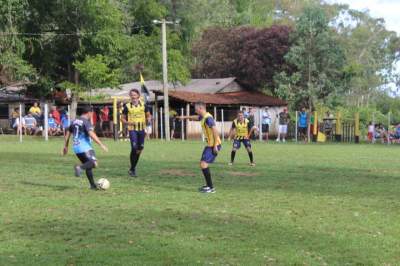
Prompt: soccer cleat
<box><xmin>276</xmin><ymin>138</ymin><xmax>280</xmax><ymax>142</ymax></box>
<box><xmin>249</xmin><ymin>162</ymin><xmax>256</xmax><ymax>167</ymax></box>
<box><xmin>74</xmin><ymin>165</ymin><xmax>82</xmax><ymax>177</ymax></box>
<box><xmin>228</xmin><ymin>162</ymin><xmax>233</xmax><ymax>166</ymax></box>
<box><xmin>128</xmin><ymin>169</ymin><xmax>137</xmax><ymax>177</ymax></box>
<box><xmin>283</xmin><ymin>139</ymin><xmax>286</xmax><ymax>143</ymax></box>
<box><xmin>199</xmin><ymin>186</ymin><xmax>216</xmax><ymax>193</ymax></box>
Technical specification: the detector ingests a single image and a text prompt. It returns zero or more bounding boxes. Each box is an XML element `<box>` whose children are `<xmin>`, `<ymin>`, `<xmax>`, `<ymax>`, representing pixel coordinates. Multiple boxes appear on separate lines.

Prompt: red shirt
<box><xmin>92</xmin><ymin>112</ymin><xmax>98</xmax><ymax>125</ymax></box>
<box><xmin>51</xmin><ymin>110</ymin><xmax>61</xmax><ymax>125</ymax></box>
<box><xmin>101</xmin><ymin>107</ymin><xmax>110</xmax><ymax>121</ymax></box>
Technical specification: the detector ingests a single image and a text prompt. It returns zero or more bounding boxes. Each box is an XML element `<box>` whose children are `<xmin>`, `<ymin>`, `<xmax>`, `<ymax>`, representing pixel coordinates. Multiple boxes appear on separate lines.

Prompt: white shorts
<box><xmin>279</xmin><ymin>125</ymin><xmax>288</xmax><ymax>134</ymax></box>
<box><xmin>145</xmin><ymin>126</ymin><xmax>152</xmax><ymax>135</ymax></box>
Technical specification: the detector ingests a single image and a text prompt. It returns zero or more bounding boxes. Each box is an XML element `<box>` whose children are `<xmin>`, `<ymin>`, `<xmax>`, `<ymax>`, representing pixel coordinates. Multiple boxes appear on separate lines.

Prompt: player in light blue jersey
<box><xmin>63</xmin><ymin>106</ymin><xmax>108</xmax><ymax>190</ymax></box>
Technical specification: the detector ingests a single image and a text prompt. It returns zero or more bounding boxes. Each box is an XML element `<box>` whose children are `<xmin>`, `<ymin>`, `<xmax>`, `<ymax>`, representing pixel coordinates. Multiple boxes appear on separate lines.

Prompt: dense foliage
<box><xmin>0</xmin><ymin>0</ymin><xmax>399</xmax><ymax>117</ymax></box>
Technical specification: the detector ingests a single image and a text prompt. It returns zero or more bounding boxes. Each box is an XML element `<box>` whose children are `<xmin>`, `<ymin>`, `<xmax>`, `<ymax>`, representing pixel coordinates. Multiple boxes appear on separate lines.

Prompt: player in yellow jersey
<box><xmin>178</xmin><ymin>102</ymin><xmax>221</xmax><ymax>193</ymax></box>
<box><xmin>228</xmin><ymin>111</ymin><xmax>257</xmax><ymax>166</ymax></box>
<box><xmin>121</xmin><ymin>89</ymin><xmax>152</xmax><ymax>177</ymax></box>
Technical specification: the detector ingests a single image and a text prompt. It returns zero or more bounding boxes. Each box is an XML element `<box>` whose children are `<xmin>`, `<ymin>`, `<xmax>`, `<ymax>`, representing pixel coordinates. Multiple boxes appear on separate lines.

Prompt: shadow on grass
<box><xmin>20</xmin><ymin>181</ymin><xmax>74</xmax><ymax>191</ymax></box>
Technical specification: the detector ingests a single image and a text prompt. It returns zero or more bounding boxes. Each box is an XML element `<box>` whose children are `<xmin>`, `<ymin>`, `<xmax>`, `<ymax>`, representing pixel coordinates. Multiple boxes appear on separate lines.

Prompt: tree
<box><xmin>275</xmin><ymin>4</ymin><xmax>346</xmax><ymax>109</ymax></box>
<box><xmin>192</xmin><ymin>25</ymin><xmax>292</xmax><ymax>91</ymax></box>
<box><xmin>61</xmin><ymin>55</ymin><xmax>120</xmax><ymax>119</ymax></box>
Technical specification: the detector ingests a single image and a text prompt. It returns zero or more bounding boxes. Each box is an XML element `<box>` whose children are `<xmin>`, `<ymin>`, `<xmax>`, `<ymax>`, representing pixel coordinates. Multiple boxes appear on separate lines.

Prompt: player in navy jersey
<box><xmin>62</xmin><ymin>106</ymin><xmax>108</xmax><ymax>190</ymax></box>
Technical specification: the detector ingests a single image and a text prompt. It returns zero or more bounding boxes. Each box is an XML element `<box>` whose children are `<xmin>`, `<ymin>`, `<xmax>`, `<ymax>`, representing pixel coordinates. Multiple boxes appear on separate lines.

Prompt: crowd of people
<box><xmin>12</xmin><ymin>102</ymin><xmax>70</xmax><ymax>136</ymax></box>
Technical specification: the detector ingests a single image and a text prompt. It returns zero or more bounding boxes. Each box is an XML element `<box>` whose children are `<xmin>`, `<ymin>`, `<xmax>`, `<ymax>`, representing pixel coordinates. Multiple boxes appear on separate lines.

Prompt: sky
<box><xmin>326</xmin><ymin>0</ymin><xmax>400</xmax><ymax>34</ymax></box>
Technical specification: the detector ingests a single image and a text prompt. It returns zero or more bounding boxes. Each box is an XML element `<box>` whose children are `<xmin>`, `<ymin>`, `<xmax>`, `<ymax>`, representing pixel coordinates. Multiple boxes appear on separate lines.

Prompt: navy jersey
<box><xmin>69</xmin><ymin>117</ymin><xmax>94</xmax><ymax>154</ymax></box>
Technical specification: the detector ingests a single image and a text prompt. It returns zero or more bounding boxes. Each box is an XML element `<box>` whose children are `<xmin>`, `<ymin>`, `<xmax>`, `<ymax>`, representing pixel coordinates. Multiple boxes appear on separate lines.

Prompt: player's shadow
<box><xmin>20</xmin><ymin>181</ymin><xmax>74</xmax><ymax>191</ymax></box>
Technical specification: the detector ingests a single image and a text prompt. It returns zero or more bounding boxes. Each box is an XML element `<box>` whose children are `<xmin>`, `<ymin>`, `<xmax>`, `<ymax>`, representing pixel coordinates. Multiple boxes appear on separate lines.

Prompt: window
<box><xmin>0</xmin><ymin>104</ymin><xmax>9</xmax><ymax>119</ymax></box>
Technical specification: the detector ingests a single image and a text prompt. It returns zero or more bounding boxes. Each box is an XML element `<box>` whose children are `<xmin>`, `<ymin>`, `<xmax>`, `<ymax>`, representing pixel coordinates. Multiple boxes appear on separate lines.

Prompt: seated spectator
<box><xmin>29</xmin><ymin>102</ymin><xmax>42</xmax><ymax>125</ymax></box>
<box><xmin>11</xmin><ymin>108</ymin><xmax>20</xmax><ymax>128</ymax></box>
<box><xmin>48</xmin><ymin>113</ymin><xmax>60</xmax><ymax>136</ymax></box>
<box><xmin>61</xmin><ymin>113</ymin><xmax>70</xmax><ymax>136</ymax></box>
<box><xmin>24</xmin><ymin>113</ymin><xmax>39</xmax><ymax>135</ymax></box>
<box><xmin>13</xmin><ymin>116</ymin><xmax>25</xmax><ymax>135</ymax></box>
<box><xmin>375</xmin><ymin>124</ymin><xmax>388</xmax><ymax>143</ymax></box>
<box><xmin>50</xmin><ymin>106</ymin><xmax>61</xmax><ymax>126</ymax></box>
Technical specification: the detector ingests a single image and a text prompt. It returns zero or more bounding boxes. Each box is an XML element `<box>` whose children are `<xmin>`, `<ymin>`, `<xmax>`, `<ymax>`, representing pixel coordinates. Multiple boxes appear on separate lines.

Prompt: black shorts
<box><xmin>299</xmin><ymin>127</ymin><xmax>307</xmax><ymax>135</ymax></box>
<box><xmin>76</xmin><ymin>150</ymin><xmax>97</xmax><ymax>164</ymax></box>
<box><xmin>262</xmin><ymin>124</ymin><xmax>269</xmax><ymax>133</ymax></box>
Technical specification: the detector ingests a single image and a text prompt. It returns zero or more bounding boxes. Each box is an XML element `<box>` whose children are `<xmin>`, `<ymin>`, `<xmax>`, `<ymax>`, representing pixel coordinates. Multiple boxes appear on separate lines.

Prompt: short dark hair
<box><xmin>130</xmin><ymin>89</ymin><xmax>140</xmax><ymax>95</ymax></box>
<box><xmin>238</xmin><ymin>110</ymin><xmax>244</xmax><ymax>115</ymax></box>
<box><xmin>195</xmin><ymin>102</ymin><xmax>205</xmax><ymax>108</ymax></box>
<box><xmin>80</xmin><ymin>105</ymin><xmax>93</xmax><ymax>115</ymax></box>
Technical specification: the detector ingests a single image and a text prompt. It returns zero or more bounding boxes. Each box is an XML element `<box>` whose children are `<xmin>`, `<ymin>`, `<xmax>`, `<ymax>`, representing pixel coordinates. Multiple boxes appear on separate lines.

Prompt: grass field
<box><xmin>1</xmin><ymin>136</ymin><xmax>400</xmax><ymax>265</ymax></box>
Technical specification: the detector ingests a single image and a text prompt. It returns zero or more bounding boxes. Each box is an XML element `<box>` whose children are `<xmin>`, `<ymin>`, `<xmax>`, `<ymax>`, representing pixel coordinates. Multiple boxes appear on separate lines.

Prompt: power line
<box><xmin>0</xmin><ymin>24</ymin><xmax>155</xmax><ymax>37</ymax></box>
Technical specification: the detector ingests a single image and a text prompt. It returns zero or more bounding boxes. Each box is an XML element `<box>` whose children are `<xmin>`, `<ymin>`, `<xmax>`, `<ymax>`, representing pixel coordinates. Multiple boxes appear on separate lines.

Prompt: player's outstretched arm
<box><xmin>228</xmin><ymin>128</ymin><xmax>235</xmax><ymax>141</ymax></box>
<box><xmin>89</xmin><ymin>131</ymin><xmax>108</xmax><ymax>152</ymax></box>
<box><xmin>62</xmin><ymin>131</ymin><xmax>71</xmax><ymax>155</ymax></box>
<box><xmin>177</xmin><ymin>115</ymin><xmax>199</xmax><ymax>121</ymax></box>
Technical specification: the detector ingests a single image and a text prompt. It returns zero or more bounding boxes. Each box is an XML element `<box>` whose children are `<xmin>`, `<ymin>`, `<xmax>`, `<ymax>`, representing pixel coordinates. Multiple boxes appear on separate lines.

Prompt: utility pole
<box><xmin>153</xmin><ymin>19</ymin><xmax>179</xmax><ymax>141</ymax></box>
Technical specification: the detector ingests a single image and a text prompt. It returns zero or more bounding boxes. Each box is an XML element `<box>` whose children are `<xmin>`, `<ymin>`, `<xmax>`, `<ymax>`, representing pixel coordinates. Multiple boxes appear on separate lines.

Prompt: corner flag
<box><xmin>140</xmin><ymin>73</ymin><xmax>150</xmax><ymax>103</ymax></box>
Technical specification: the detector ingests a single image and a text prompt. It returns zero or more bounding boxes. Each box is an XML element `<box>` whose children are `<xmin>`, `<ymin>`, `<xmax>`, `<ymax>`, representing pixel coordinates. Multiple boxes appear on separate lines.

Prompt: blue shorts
<box><xmin>201</xmin><ymin>145</ymin><xmax>222</xmax><ymax>163</ymax></box>
<box><xmin>233</xmin><ymin>139</ymin><xmax>251</xmax><ymax>149</ymax></box>
<box><xmin>129</xmin><ymin>130</ymin><xmax>145</xmax><ymax>150</ymax></box>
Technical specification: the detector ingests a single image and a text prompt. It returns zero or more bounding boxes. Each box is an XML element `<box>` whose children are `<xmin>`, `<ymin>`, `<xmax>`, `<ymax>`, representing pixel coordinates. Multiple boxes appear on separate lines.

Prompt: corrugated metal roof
<box><xmin>171</xmin><ymin>77</ymin><xmax>238</xmax><ymax>93</ymax></box>
<box><xmin>167</xmin><ymin>90</ymin><xmax>287</xmax><ymax>106</ymax></box>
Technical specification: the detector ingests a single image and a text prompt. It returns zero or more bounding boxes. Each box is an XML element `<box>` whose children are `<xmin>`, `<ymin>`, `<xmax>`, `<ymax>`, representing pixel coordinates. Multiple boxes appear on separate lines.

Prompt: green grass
<box><xmin>1</xmin><ymin>136</ymin><xmax>400</xmax><ymax>265</ymax></box>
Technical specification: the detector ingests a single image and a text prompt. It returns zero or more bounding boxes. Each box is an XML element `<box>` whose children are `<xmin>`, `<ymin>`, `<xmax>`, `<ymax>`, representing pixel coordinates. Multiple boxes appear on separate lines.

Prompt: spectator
<box><xmin>48</xmin><ymin>113</ymin><xmax>59</xmax><ymax>136</ymax></box>
<box><xmin>11</xmin><ymin>107</ymin><xmax>19</xmax><ymax>128</ymax></box>
<box><xmin>323</xmin><ymin>111</ymin><xmax>334</xmax><ymax>138</ymax></box>
<box><xmin>276</xmin><ymin>108</ymin><xmax>290</xmax><ymax>142</ymax></box>
<box><xmin>261</xmin><ymin>107</ymin><xmax>271</xmax><ymax>141</ymax></box>
<box><xmin>145</xmin><ymin>119</ymin><xmax>152</xmax><ymax>140</ymax></box>
<box><xmin>13</xmin><ymin>112</ymin><xmax>25</xmax><ymax>135</ymax></box>
<box><xmin>241</xmin><ymin>108</ymin><xmax>249</xmax><ymax>119</ymax></box>
<box><xmin>29</xmin><ymin>102</ymin><xmax>41</xmax><ymax>117</ymax></box>
<box><xmin>100</xmin><ymin>105</ymin><xmax>110</xmax><ymax>137</ymax></box>
<box><xmin>170</xmin><ymin>109</ymin><xmax>177</xmax><ymax>140</ymax></box>
<box><xmin>50</xmin><ymin>106</ymin><xmax>61</xmax><ymax>125</ymax></box>
<box><xmin>61</xmin><ymin>112</ymin><xmax>70</xmax><ymax>136</ymax></box>
<box><xmin>367</xmin><ymin>122</ymin><xmax>375</xmax><ymax>143</ymax></box>
<box><xmin>24</xmin><ymin>113</ymin><xmax>39</xmax><ymax>135</ymax></box>
<box><xmin>298</xmin><ymin>107</ymin><xmax>308</xmax><ymax>143</ymax></box>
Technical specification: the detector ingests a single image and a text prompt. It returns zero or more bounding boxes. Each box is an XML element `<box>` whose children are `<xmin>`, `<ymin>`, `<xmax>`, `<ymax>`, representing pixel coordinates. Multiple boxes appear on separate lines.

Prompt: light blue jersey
<box><xmin>70</xmin><ymin>117</ymin><xmax>93</xmax><ymax>154</ymax></box>
<box><xmin>299</xmin><ymin>112</ymin><xmax>308</xmax><ymax>128</ymax></box>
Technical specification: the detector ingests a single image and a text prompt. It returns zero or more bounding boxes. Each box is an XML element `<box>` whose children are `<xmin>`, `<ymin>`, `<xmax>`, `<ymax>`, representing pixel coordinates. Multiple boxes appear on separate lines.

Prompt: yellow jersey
<box><xmin>201</xmin><ymin>112</ymin><xmax>221</xmax><ymax>147</ymax></box>
<box><xmin>29</xmin><ymin>106</ymin><xmax>41</xmax><ymax>115</ymax></box>
<box><xmin>123</xmin><ymin>100</ymin><xmax>147</xmax><ymax>131</ymax></box>
<box><xmin>233</xmin><ymin>118</ymin><xmax>250</xmax><ymax>140</ymax></box>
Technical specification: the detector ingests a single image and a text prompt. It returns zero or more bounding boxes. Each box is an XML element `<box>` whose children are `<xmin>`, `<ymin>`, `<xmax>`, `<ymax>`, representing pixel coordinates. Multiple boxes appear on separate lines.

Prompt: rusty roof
<box><xmin>167</xmin><ymin>90</ymin><xmax>287</xmax><ymax>106</ymax></box>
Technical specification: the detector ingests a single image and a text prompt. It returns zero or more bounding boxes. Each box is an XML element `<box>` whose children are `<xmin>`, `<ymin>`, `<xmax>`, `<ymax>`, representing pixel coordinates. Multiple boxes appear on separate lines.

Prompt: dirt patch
<box><xmin>160</xmin><ymin>169</ymin><xmax>196</xmax><ymax>177</ymax></box>
<box><xmin>227</xmin><ymin>171</ymin><xmax>258</xmax><ymax>177</ymax></box>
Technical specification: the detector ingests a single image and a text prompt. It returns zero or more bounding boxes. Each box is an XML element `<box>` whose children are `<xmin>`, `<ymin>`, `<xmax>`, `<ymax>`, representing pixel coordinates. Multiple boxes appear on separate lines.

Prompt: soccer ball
<box><xmin>97</xmin><ymin>178</ymin><xmax>110</xmax><ymax>190</ymax></box>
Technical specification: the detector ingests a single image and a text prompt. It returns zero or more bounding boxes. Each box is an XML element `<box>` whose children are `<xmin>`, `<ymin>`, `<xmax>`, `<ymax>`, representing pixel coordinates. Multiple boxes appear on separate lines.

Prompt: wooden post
<box><xmin>354</xmin><ymin>112</ymin><xmax>360</xmax><ymax>143</ymax></box>
<box><xmin>154</xmin><ymin>94</ymin><xmax>159</xmax><ymax>139</ymax></box>
<box><xmin>387</xmin><ymin>112</ymin><xmax>391</xmax><ymax>145</ymax></box>
<box><xmin>313</xmin><ymin>111</ymin><xmax>318</xmax><ymax>142</ymax></box>
<box><xmin>295</xmin><ymin>111</ymin><xmax>298</xmax><ymax>143</ymax></box>
<box><xmin>259</xmin><ymin>108</ymin><xmax>262</xmax><ymax>141</ymax></box>
<box><xmin>221</xmin><ymin>109</ymin><xmax>225</xmax><ymax>141</ymax></box>
<box><xmin>113</xmin><ymin>97</ymin><xmax>118</xmax><ymax>141</ymax></box>
<box><xmin>44</xmin><ymin>103</ymin><xmax>48</xmax><ymax>141</ymax></box>
<box><xmin>160</xmin><ymin>107</ymin><xmax>164</xmax><ymax>140</ymax></box>
<box><xmin>181</xmin><ymin>108</ymin><xmax>184</xmax><ymax>141</ymax></box>
<box><xmin>335</xmin><ymin>112</ymin><xmax>342</xmax><ymax>142</ymax></box>
<box><xmin>186</xmin><ymin>103</ymin><xmax>190</xmax><ymax>139</ymax></box>
<box><xmin>19</xmin><ymin>103</ymin><xmax>22</xmax><ymax>142</ymax></box>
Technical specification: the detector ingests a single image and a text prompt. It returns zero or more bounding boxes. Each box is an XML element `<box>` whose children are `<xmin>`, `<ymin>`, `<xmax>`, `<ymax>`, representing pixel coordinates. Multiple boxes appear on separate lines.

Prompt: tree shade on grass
<box><xmin>0</xmin><ymin>136</ymin><xmax>400</xmax><ymax>265</ymax></box>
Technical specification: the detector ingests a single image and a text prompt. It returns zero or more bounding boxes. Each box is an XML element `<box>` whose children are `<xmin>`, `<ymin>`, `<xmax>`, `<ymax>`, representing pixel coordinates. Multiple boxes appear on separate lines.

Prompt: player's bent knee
<box><xmin>200</xmin><ymin>161</ymin><xmax>208</xmax><ymax>169</ymax></box>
